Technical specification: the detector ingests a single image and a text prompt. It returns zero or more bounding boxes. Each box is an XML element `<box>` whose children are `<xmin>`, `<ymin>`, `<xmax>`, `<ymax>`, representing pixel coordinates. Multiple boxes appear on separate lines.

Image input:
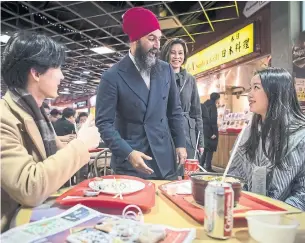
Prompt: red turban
<box><xmin>122</xmin><ymin>7</ymin><xmax>161</xmax><ymax>42</ymax></box>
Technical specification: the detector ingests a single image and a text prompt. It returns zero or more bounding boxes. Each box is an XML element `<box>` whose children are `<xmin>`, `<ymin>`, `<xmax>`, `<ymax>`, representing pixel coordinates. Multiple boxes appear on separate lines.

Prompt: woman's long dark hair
<box><xmin>242</xmin><ymin>67</ymin><xmax>305</xmax><ymax>168</ymax></box>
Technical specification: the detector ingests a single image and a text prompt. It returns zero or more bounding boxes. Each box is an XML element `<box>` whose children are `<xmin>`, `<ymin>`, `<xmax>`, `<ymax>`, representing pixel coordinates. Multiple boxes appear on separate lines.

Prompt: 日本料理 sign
<box><xmin>185</xmin><ymin>23</ymin><xmax>255</xmax><ymax>76</ymax></box>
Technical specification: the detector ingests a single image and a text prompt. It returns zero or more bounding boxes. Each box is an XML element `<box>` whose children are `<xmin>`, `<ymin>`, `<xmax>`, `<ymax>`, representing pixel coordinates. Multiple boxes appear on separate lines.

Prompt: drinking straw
<box><xmin>194</xmin><ymin>131</ymin><xmax>201</xmax><ymax>160</ymax></box>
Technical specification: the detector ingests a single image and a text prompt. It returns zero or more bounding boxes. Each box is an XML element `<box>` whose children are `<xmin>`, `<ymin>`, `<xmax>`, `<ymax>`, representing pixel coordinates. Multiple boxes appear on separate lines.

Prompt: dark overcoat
<box><xmin>95</xmin><ymin>56</ymin><xmax>186</xmax><ymax>178</ymax></box>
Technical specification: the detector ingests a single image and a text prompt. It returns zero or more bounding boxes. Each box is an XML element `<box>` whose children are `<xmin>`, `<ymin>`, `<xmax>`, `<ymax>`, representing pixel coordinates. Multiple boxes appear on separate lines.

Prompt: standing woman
<box><xmin>161</xmin><ymin>38</ymin><xmax>204</xmax><ymax>161</ymax></box>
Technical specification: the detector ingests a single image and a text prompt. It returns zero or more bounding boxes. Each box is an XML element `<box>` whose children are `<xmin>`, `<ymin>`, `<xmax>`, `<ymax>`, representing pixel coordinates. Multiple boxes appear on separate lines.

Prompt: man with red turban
<box><xmin>95</xmin><ymin>7</ymin><xmax>187</xmax><ymax>179</ymax></box>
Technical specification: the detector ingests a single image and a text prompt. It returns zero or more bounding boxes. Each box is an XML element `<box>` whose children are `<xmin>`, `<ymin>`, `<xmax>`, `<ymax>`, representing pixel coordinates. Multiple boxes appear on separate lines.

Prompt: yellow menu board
<box><xmin>185</xmin><ymin>23</ymin><xmax>255</xmax><ymax>75</ymax></box>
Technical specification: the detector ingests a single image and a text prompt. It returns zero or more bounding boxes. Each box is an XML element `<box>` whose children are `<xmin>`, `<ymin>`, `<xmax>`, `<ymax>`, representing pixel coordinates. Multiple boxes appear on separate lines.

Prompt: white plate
<box><xmin>88</xmin><ymin>179</ymin><xmax>145</xmax><ymax>195</ymax></box>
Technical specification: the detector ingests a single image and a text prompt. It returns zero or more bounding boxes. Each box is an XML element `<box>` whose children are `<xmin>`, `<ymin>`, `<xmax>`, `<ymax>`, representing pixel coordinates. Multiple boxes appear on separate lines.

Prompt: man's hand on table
<box><xmin>128</xmin><ymin>150</ymin><xmax>154</xmax><ymax>175</ymax></box>
<box><xmin>176</xmin><ymin>147</ymin><xmax>187</xmax><ymax>164</ymax></box>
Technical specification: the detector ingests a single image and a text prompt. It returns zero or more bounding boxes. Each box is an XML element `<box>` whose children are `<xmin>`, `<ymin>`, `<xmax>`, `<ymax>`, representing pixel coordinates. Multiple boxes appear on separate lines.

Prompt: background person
<box><xmin>76</xmin><ymin>112</ymin><xmax>89</xmax><ymax>130</ymax></box>
<box><xmin>49</xmin><ymin>108</ymin><xmax>61</xmax><ymax>124</ymax></box>
<box><xmin>201</xmin><ymin>92</ymin><xmax>220</xmax><ymax>172</ymax></box>
<box><xmin>53</xmin><ymin>107</ymin><xmax>76</xmax><ymax>136</ymax></box>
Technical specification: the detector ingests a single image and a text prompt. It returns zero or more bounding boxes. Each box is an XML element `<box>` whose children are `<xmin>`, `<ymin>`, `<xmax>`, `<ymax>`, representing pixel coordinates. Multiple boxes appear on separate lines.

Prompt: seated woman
<box><xmin>0</xmin><ymin>31</ymin><xmax>100</xmax><ymax>232</ymax></box>
<box><xmin>229</xmin><ymin>67</ymin><xmax>305</xmax><ymax>210</ymax></box>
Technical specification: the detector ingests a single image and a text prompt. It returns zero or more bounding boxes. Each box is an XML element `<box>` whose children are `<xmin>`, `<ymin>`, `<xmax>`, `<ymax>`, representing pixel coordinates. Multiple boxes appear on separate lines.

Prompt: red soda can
<box><xmin>204</xmin><ymin>181</ymin><xmax>234</xmax><ymax>239</ymax></box>
<box><xmin>184</xmin><ymin>159</ymin><xmax>199</xmax><ymax>180</ymax></box>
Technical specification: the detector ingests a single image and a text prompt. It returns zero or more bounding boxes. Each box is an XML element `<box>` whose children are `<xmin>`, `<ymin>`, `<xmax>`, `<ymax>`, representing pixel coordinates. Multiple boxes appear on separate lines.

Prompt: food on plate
<box><xmin>88</xmin><ymin>179</ymin><xmax>145</xmax><ymax>195</ymax></box>
<box><xmin>95</xmin><ymin>222</ymin><xmax>113</xmax><ymax>233</ymax></box>
<box><xmin>92</xmin><ymin>217</ymin><xmax>166</xmax><ymax>243</ymax></box>
<box><xmin>138</xmin><ymin>227</ymin><xmax>166</xmax><ymax>243</ymax></box>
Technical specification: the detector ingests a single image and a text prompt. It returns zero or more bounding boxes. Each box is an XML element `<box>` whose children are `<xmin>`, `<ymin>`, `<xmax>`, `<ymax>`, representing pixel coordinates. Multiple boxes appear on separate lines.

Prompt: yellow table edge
<box><xmin>14</xmin><ymin>180</ymin><xmax>305</xmax><ymax>242</ymax></box>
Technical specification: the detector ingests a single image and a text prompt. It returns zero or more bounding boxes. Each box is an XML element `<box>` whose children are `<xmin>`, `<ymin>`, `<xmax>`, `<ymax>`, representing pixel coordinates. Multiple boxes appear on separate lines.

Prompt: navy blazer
<box><xmin>95</xmin><ymin>55</ymin><xmax>185</xmax><ymax>177</ymax></box>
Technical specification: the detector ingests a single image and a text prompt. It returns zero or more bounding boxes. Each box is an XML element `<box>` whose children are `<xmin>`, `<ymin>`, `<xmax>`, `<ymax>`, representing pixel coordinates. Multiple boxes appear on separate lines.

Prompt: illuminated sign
<box><xmin>75</xmin><ymin>100</ymin><xmax>87</xmax><ymax>108</ymax></box>
<box><xmin>185</xmin><ymin>23</ymin><xmax>255</xmax><ymax>75</ymax></box>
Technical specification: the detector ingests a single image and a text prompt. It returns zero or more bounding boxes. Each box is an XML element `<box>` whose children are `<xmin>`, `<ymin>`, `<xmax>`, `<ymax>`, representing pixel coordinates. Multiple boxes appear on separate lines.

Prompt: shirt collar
<box><xmin>129</xmin><ymin>50</ymin><xmax>140</xmax><ymax>73</ymax></box>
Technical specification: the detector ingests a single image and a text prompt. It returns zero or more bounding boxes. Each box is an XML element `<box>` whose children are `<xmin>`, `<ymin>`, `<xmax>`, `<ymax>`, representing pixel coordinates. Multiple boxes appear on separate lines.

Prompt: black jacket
<box><xmin>201</xmin><ymin>100</ymin><xmax>218</xmax><ymax>151</ymax></box>
<box><xmin>53</xmin><ymin>118</ymin><xmax>75</xmax><ymax>136</ymax></box>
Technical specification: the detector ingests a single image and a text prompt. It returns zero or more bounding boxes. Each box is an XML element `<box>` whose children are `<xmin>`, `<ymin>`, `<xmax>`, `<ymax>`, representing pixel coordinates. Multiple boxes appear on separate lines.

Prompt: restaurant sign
<box><xmin>75</xmin><ymin>100</ymin><xmax>88</xmax><ymax>108</ymax></box>
<box><xmin>185</xmin><ymin>23</ymin><xmax>255</xmax><ymax>76</ymax></box>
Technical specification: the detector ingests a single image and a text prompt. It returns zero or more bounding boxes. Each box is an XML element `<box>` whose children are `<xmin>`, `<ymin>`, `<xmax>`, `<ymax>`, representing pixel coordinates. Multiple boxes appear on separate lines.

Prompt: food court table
<box><xmin>14</xmin><ymin>181</ymin><xmax>305</xmax><ymax>242</ymax></box>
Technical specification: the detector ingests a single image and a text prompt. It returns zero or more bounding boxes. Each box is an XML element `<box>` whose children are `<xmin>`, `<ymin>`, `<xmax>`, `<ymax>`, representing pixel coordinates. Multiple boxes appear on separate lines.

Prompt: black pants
<box><xmin>201</xmin><ymin>150</ymin><xmax>214</xmax><ymax>169</ymax></box>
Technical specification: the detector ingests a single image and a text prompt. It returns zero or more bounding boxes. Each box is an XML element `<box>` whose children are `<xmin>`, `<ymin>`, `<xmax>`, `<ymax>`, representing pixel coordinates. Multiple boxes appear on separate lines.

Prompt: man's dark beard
<box><xmin>134</xmin><ymin>41</ymin><xmax>160</xmax><ymax>75</ymax></box>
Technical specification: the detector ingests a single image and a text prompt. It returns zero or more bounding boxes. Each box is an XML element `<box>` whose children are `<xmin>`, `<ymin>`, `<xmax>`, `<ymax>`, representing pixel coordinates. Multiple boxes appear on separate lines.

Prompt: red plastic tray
<box><xmin>159</xmin><ymin>181</ymin><xmax>287</xmax><ymax>224</ymax></box>
<box><xmin>56</xmin><ymin>175</ymin><xmax>155</xmax><ymax>212</ymax></box>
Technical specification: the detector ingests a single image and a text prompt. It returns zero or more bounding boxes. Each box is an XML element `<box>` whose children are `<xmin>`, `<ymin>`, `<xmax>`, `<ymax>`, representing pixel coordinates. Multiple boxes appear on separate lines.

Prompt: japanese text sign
<box><xmin>185</xmin><ymin>23</ymin><xmax>254</xmax><ymax>75</ymax></box>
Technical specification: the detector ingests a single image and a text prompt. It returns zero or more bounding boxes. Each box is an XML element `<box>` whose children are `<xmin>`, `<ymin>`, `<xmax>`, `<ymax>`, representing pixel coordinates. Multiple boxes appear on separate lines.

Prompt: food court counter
<box><xmin>212</xmin><ymin>131</ymin><xmax>239</xmax><ymax>169</ymax></box>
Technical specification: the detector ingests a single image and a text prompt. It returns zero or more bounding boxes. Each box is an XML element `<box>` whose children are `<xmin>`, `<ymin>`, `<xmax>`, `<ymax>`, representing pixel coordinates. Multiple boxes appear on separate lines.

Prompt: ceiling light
<box><xmin>158</xmin><ymin>6</ymin><xmax>168</xmax><ymax>17</ymax></box>
<box><xmin>90</xmin><ymin>46</ymin><xmax>115</xmax><ymax>55</ymax></box>
<box><xmin>0</xmin><ymin>34</ymin><xmax>10</xmax><ymax>43</ymax></box>
<box><xmin>72</xmin><ymin>80</ymin><xmax>87</xmax><ymax>84</ymax></box>
<box><xmin>82</xmin><ymin>71</ymin><xmax>90</xmax><ymax>75</ymax></box>
<box><xmin>64</xmin><ymin>88</ymin><xmax>70</xmax><ymax>91</ymax></box>
<box><xmin>58</xmin><ymin>91</ymin><xmax>71</xmax><ymax>94</ymax></box>
<box><xmin>73</xmin><ymin>90</ymin><xmax>84</xmax><ymax>94</ymax></box>
<box><xmin>159</xmin><ymin>17</ymin><xmax>180</xmax><ymax>30</ymax></box>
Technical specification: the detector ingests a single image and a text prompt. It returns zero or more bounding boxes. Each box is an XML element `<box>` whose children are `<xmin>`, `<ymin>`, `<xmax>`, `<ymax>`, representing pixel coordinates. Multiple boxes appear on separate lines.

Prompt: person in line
<box><xmin>0</xmin><ymin>31</ymin><xmax>100</xmax><ymax>232</ymax></box>
<box><xmin>200</xmin><ymin>92</ymin><xmax>220</xmax><ymax>172</ymax></box>
<box><xmin>95</xmin><ymin>7</ymin><xmax>187</xmax><ymax>180</ymax></box>
<box><xmin>53</xmin><ymin>107</ymin><xmax>76</xmax><ymax>136</ymax></box>
<box><xmin>228</xmin><ymin>67</ymin><xmax>305</xmax><ymax>210</ymax></box>
<box><xmin>161</xmin><ymin>38</ymin><xmax>204</xmax><ymax>161</ymax></box>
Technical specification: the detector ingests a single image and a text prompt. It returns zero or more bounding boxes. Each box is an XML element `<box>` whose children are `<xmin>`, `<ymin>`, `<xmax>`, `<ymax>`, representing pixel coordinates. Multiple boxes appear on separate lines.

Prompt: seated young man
<box><xmin>0</xmin><ymin>31</ymin><xmax>100</xmax><ymax>232</ymax></box>
<box><xmin>53</xmin><ymin>107</ymin><xmax>76</xmax><ymax>136</ymax></box>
